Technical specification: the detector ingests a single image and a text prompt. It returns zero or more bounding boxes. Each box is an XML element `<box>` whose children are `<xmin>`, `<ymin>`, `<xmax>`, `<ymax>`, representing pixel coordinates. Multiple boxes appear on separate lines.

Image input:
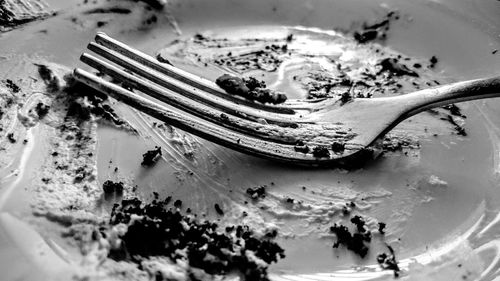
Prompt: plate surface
<box><xmin>1</xmin><ymin>0</ymin><xmax>500</xmax><ymax>280</ymax></box>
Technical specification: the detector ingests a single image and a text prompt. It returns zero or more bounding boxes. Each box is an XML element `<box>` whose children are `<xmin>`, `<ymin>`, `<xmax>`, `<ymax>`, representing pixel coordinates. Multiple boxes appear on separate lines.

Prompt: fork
<box><xmin>73</xmin><ymin>32</ymin><xmax>500</xmax><ymax>166</ymax></box>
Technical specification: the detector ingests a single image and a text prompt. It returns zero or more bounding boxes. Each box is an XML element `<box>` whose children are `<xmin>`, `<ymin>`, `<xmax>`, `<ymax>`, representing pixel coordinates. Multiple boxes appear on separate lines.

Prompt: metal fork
<box><xmin>73</xmin><ymin>32</ymin><xmax>500</xmax><ymax>166</ymax></box>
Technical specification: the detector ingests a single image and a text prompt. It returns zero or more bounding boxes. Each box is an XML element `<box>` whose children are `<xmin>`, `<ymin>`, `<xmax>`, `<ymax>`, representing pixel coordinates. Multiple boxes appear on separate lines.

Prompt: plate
<box><xmin>1</xmin><ymin>0</ymin><xmax>500</xmax><ymax>280</ymax></box>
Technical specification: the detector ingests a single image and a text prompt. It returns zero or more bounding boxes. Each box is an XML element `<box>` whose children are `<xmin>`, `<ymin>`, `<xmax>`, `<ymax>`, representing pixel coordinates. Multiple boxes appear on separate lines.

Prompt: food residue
<box><xmin>215</xmin><ymin>74</ymin><xmax>287</xmax><ymax>104</ymax></box>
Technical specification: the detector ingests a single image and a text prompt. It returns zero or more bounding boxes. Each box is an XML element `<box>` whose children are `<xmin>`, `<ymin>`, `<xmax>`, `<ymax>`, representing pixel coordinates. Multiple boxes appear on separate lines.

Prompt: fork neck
<box><xmin>397</xmin><ymin>76</ymin><xmax>500</xmax><ymax>117</ymax></box>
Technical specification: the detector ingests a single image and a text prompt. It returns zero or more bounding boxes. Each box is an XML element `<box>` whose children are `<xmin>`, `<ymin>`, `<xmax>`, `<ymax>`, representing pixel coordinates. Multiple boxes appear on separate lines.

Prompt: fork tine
<box><xmin>93</xmin><ymin>32</ymin><xmax>318</xmax><ymax>113</ymax></box>
<box><xmin>86</xmin><ymin>41</ymin><xmax>299</xmax><ymax>125</ymax></box>
<box><xmin>79</xmin><ymin>52</ymin><xmax>305</xmax><ymax>144</ymax></box>
<box><xmin>93</xmin><ymin>32</ymin><xmax>296</xmax><ymax>114</ymax></box>
<box><xmin>72</xmin><ymin>68</ymin><xmax>319</xmax><ymax>164</ymax></box>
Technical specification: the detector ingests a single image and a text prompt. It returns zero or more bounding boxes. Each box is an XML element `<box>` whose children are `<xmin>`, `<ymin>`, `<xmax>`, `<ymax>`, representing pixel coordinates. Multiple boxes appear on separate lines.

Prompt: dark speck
<box><xmin>141</xmin><ymin>146</ymin><xmax>162</xmax><ymax>167</ymax></box>
<box><xmin>96</xmin><ymin>21</ymin><xmax>107</xmax><ymax>27</ymax></box>
<box><xmin>294</xmin><ymin>140</ymin><xmax>310</xmax><ymax>153</ymax></box>
<box><xmin>214</xmin><ymin>203</ymin><xmax>224</xmax><ymax>215</ymax></box>
<box><xmin>102</xmin><ymin>180</ymin><xmax>124</xmax><ymax>194</ymax></box>
<box><xmin>246</xmin><ymin>185</ymin><xmax>266</xmax><ymax>199</ymax></box>
<box><xmin>35</xmin><ymin>102</ymin><xmax>50</xmax><ymax>118</ymax></box>
<box><xmin>7</xmin><ymin>133</ymin><xmax>16</xmax><ymax>143</ymax></box>
<box><xmin>429</xmin><ymin>55</ymin><xmax>438</xmax><ymax>67</ymax></box>
<box><xmin>312</xmin><ymin>146</ymin><xmax>330</xmax><ymax>158</ymax></box>
<box><xmin>379</xmin><ymin>58</ymin><xmax>419</xmax><ymax>77</ymax></box>
<box><xmin>331</xmin><ymin>141</ymin><xmax>345</xmax><ymax>153</ymax></box>
<box><xmin>378</xmin><ymin>222</ymin><xmax>386</xmax><ymax>234</ymax></box>
<box><xmin>173</xmin><ymin>199</ymin><xmax>182</xmax><ymax>208</ymax></box>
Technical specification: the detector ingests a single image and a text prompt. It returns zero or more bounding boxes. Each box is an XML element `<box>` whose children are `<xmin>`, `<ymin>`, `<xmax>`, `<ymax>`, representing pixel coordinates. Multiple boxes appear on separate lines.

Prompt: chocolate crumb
<box><xmin>442</xmin><ymin>104</ymin><xmax>465</xmax><ymax>118</ymax></box>
<box><xmin>330</xmin><ymin>223</ymin><xmax>369</xmax><ymax>258</ymax></box>
<box><xmin>7</xmin><ymin>132</ymin><xmax>16</xmax><ymax>143</ymax></box>
<box><xmin>243</xmin><ymin>77</ymin><xmax>266</xmax><ymax>91</ymax></box>
<box><xmin>429</xmin><ymin>55</ymin><xmax>438</xmax><ymax>67</ymax></box>
<box><xmin>173</xmin><ymin>199</ymin><xmax>182</xmax><ymax>208</ymax></box>
<box><xmin>3</xmin><ymin>79</ymin><xmax>21</xmax><ymax>93</ymax></box>
<box><xmin>35</xmin><ymin>64</ymin><xmax>60</xmax><ymax>92</ymax></box>
<box><xmin>379</xmin><ymin>58</ymin><xmax>419</xmax><ymax>77</ymax></box>
<box><xmin>340</xmin><ymin>91</ymin><xmax>352</xmax><ymax>104</ymax></box>
<box><xmin>312</xmin><ymin>146</ymin><xmax>330</xmax><ymax>158</ymax></box>
<box><xmin>378</xmin><ymin>222</ymin><xmax>386</xmax><ymax>234</ymax></box>
<box><xmin>247</xmin><ymin>185</ymin><xmax>266</xmax><ymax>199</ymax></box>
<box><xmin>331</xmin><ymin>141</ymin><xmax>345</xmax><ymax>153</ymax></box>
<box><xmin>156</xmin><ymin>54</ymin><xmax>173</xmax><ymax>65</ymax></box>
<box><xmin>102</xmin><ymin>180</ymin><xmax>124</xmax><ymax>194</ymax></box>
<box><xmin>350</xmin><ymin>215</ymin><xmax>367</xmax><ymax>233</ymax></box>
<box><xmin>330</xmin><ymin>215</ymin><xmax>373</xmax><ymax>257</ymax></box>
<box><xmin>216</xmin><ymin>74</ymin><xmax>287</xmax><ymax>104</ymax></box>
<box><xmin>216</xmin><ymin>74</ymin><xmax>250</xmax><ymax>96</ymax></box>
<box><xmin>353</xmin><ymin>10</ymin><xmax>399</xmax><ymax>44</ymax></box>
<box><xmin>294</xmin><ymin>140</ymin><xmax>310</xmax><ymax>153</ymax></box>
<box><xmin>342</xmin><ymin>206</ymin><xmax>350</xmax><ymax>216</ymax></box>
<box><xmin>141</xmin><ymin>146</ymin><xmax>162</xmax><ymax>167</ymax></box>
<box><xmin>96</xmin><ymin>21</ymin><xmax>107</xmax><ymax>27</ymax></box>
<box><xmin>214</xmin><ymin>203</ymin><xmax>224</xmax><ymax>215</ymax></box>
<box><xmin>376</xmin><ymin>245</ymin><xmax>400</xmax><ymax>277</ymax></box>
<box><xmin>35</xmin><ymin>102</ymin><xmax>50</xmax><ymax>118</ymax></box>
<box><xmin>354</xmin><ymin>30</ymin><xmax>379</xmax><ymax>44</ymax></box>
<box><xmin>83</xmin><ymin>7</ymin><xmax>132</xmax><ymax>14</ymax></box>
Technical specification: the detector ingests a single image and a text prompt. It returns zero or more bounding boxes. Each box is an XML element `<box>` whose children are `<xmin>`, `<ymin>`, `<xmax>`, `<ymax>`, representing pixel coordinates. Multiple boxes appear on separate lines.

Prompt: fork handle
<box><xmin>399</xmin><ymin>76</ymin><xmax>500</xmax><ymax>117</ymax></box>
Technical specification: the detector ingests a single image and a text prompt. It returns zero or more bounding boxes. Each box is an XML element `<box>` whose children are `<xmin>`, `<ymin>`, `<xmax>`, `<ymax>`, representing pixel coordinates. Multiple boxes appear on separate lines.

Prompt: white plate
<box><xmin>1</xmin><ymin>0</ymin><xmax>500</xmax><ymax>280</ymax></box>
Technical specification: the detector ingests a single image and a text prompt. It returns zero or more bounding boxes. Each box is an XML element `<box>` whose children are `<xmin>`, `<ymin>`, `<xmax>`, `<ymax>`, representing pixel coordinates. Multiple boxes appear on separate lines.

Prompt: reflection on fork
<box><xmin>73</xmin><ymin>33</ymin><xmax>500</xmax><ymax>167</ymax></box>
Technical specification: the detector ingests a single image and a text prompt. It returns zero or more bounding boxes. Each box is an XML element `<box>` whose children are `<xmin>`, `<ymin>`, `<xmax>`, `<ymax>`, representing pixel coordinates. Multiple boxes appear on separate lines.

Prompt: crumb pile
<box><xmin>329</xmin><ymin>213</ymin><xmax>401</xmax><ymax>277</ymax></box>
<box><xmin>105</xmin><ymin>196</ymin><xmax>285</xmax><ymax>281</ymax></box>
<box><xmin>215</xmin><ymin>74</ymin><xmax>287</xmax><ymax>104</ymax></box>
<box><xmin>0</xmin><ymin>60</ymin><xmax>286</xmax><ymax>281</ymax></box>
<box><xmin>330</xmin><ymin>215</ymin><xmax>374</xmax><ymax>258</ymax></box>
